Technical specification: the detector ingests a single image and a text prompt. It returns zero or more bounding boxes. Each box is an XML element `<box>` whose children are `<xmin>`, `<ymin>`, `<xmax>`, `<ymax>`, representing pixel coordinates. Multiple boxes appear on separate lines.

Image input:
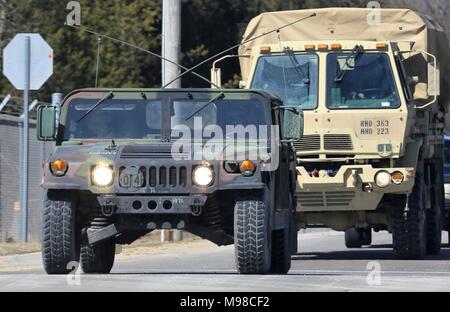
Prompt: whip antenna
<box><xmin>162</xmin><ymin>12</ymin><xmax>317</xmax><ymax>88</ymax></box>
<box><xmin>66</xmin><ymin>24</ymin><xmax>220</xmax><ymax>88</ymax></box>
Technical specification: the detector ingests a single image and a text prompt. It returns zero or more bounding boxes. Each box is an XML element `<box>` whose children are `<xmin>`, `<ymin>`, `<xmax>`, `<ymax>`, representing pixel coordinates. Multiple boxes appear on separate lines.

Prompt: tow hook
<box><xmin>191</xmin><ymin>199</ymin><xmax>203</xmax><ymax>216</ymax></box>
<box><xmin>101</xmin><ymin>201</ymin><xmax>116</xmax><ymax>217</ymax></box>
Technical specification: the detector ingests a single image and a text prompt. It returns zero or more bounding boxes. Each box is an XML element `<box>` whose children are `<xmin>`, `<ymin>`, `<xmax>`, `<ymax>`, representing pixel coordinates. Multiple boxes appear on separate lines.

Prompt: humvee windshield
<box><xmin>327</xmin><ymin>53</ymin><xmax>401</xmax><ymax>109</ymax></box>
<box><xmin>251</xmin><ymin>54</ymin><xmax>318</xmax><ymax>109</ymax></box>
<box><xmin>63</xmin><ymin>97</ymin><xmax>269</xmax><ymax>140</ymax></box>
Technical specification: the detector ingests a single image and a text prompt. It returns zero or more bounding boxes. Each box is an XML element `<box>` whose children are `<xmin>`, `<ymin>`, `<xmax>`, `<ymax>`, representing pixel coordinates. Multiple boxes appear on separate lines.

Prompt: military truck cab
<box><xmin>37</xmin><ymin>89</ymin><xmax>302</xmax><ymax>274</ymax></box>
<box><xmin>233</xmin><ymin>8</ymin><xmax>450</xmax><ymax>259</ymax></box>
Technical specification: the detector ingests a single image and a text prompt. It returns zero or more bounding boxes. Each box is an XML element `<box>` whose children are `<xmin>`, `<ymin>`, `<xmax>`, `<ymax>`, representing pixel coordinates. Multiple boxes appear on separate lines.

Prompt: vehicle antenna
<box><xmin>65</xmin><ymin>24</ymin><xmax>220</xmax><ymax>88</ymax></box>
<box><xmin>162</xmin><ymin>12</ymin><xmax>317</xmax><ymax>88</ymax></box>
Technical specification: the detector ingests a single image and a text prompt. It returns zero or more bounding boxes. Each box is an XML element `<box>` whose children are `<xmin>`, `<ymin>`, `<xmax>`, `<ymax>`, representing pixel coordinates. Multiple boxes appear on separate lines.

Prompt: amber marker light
<box><xmin>391</xmin><ymin>171</ymin><xmax>404</xmax><ymax>185</ymax></box>
<box><xmin>330</xmin><ymin>44</ymin><xmax>342</xmax><ymax>50</ymax></box>
<box><xmin>260</xmin><ymin>46</ymin><xmax>271</xmax><ymax>54</ymax></box>
<box><xmin>240</xmin><ymin>160</ymin><xmax>256</xmax><ymax>176</ymax></box>
<box><xmin>50</xmin><ymin>160</ymin><xmax>68</xmax><ymax>176</ymax></box>
<box><xmin>304</xmin><ymin>44</ymin><xmax>315</xmax><ymax>50</ymax></box>
<box><xmin>376</xmin><ymin>43</ymin><xmax>388</xmax><ymax>50</ymax></box>
<box><xmin>317</xmin><ymin>44</ymin><xmax>329</xmax><ymax>50</ymax></box>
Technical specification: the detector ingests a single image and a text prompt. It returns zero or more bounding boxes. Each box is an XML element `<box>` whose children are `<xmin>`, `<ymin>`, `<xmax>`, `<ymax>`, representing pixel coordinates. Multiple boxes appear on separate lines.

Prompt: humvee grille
<box><xmin>324</xmin><ymin>134</ymin><xmax>353</xmax><ymax>150</ymax></box>
<box><xmin>294</xmin><ymin>135</ymin><xmax>320</xmax><ymax>152</ymax></box>
<box><xmin>299</xmin><ymin>191</ymin><xmax>355</xmax><ymax>208</ymax></box>
<box><xmin>148</xmin><ymin>166</ymin><xmax>188</xmax><ymax>187</ymax></box>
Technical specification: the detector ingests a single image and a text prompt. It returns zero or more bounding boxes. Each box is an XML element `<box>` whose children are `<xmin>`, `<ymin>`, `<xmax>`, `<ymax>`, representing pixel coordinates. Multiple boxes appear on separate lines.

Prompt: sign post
<box><xmin>21</xmin><ymin>36</ymin><xmax>31</xmax><ymax>242</ymax></box>
<box><xmin>3</xmin><ymin>33</ymin><xmax>53</xmax><ymax>242</ymax></box>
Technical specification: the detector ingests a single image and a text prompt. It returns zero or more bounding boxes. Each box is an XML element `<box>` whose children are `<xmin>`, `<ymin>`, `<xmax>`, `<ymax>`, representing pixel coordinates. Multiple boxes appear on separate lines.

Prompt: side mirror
<box><xmin>37</xmin><ymin>105</ymin><xmax>57</xmax><ymax>141</ymax></box>
<box><xmin>283</xmin><ymin>108</ymin><xmax>304</xmax><ymax>141</ymax></box>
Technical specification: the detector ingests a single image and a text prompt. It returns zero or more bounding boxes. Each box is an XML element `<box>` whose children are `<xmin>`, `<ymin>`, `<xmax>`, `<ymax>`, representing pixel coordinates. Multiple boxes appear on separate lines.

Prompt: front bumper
<box><xmin>296</xmin><ymin>165</ymin><xmax>414</xmax><ymax>212</ymax></box>
<box><xmin>98</xmin><ymin>194</ymin><xmax>207</xmax><ymax>215</ymax></box>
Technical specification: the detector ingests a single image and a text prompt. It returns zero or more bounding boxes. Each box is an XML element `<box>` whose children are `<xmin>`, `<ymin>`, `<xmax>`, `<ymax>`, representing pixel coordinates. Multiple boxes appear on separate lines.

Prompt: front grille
<box><xmin>147</xmin><ymin>166</ymin><xmax>187</xmax><ymax>187</ymax></box>
<box><xmin>299</xmin><ymin>191</ymin><xmax>355</xmax><ymax>208</ymax></box>
<box><xmin>120</xmin><ymin>144</ymin><xmax>189</xmax><ymax>159</ymax></box>
<box><xmin>324</xmin><ymin>134</ymin><xmax>353</xmax><ymax>150</ymax></box>
<box><xmin>294</xmin><ymin>135</ymin><xmax>320</xmax><ymax>152</ymax></box>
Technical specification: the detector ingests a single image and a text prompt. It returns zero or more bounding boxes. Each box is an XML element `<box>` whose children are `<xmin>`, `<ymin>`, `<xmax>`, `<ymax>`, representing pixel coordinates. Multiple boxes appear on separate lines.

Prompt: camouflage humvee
<box><xmin>37</xmin><ymin>88</ymin><xmax>302</xmax><ymax>274</ymax></box>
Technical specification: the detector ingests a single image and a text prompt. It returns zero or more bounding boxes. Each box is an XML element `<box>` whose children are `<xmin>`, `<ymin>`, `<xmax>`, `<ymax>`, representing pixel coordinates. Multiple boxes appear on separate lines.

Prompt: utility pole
<box><xmin>161</xmin><ymin>0</ymin><xmax>183</xmax><ymax>242</ymax></box>
<box><xmin>162</xmin><ymin>0</ymin><xmax>181</xmax><ymax>88</ymax></box>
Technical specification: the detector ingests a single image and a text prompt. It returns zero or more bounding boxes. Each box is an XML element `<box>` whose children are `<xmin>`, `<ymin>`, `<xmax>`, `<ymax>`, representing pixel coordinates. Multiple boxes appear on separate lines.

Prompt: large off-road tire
<box><xmin>80</xmin><ymin>232</ymin><xmax>115</xmax><ymax>274</ymax></box>
<box><xmin>392</xmin><ymin>174</ymin><xmax>427</xmax><ymax>259</ymax></box>
<box><xmin>345</xmin><ymin>228</ymin><xmax>363</xmax><ymax>248</ymax></box>
<box><xmin>42</xmin><ymin>193</ymin><xmax>81</xmax><ymax>274</ymax></box>
<box><xmin>234</xmin><ymin>197</ymin><xmax>271</xmax><ymax>274</ymax></box>
<box><xmin>270</xmin><ymin>211</ymin><xmax>292</xmax><ymax>274</ymax></box>
<box><xmin>426</xmin><ymin>161</ymin><xmax>443</xmax><ymax>255</ymax></box>
<box><xmin>360</xmin><ymin>228</ymin><xmax>372</xmax><ymax>246</ymax></box>
<box><xmin>426</xmin><ymin>199</ymin><xmax>442</xmax><ymax>255</ymax></box>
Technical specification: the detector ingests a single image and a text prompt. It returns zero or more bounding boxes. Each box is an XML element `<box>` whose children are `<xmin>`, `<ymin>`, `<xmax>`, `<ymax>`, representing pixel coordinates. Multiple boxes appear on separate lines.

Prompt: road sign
<box><xmin>3</xmin><ymin>33</ymin><xmax>53</xmax><ymax>90</ymax></box>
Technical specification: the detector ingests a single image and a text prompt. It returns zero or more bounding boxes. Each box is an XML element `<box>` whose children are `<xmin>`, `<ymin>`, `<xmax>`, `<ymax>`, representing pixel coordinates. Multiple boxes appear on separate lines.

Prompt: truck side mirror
<box><xmin>37</xmin><ymin>105</ymin><xmax>57</xmax><ymax>141</ymax></box>
<box><xmin>283</xmin><ymin>108</ymin><xmax>304</xmax><ymax>141</ymax></box>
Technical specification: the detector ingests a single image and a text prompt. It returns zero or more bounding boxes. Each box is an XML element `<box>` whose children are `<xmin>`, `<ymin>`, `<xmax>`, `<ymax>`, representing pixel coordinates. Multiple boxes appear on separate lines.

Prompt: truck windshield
<box><xmin>251</xmin><ymin>54</ymin><xmax>318</xmax><ymax>109</ymax></box>
<box><xmin>63</xmin><ymin>98</ymin><xmax>269</xmax><ymax>141</ymax></box>
<box><xmin>327</xmin><ymin>53</ymin><xmax>401</xmax><ymax>109</ymax></box>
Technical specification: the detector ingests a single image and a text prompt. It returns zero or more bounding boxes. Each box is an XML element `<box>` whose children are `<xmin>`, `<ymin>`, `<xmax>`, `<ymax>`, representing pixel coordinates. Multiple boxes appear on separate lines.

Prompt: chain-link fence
<box><xmin>0</xmin><ymin>113</ymin><xmax>52</xmax><ymax>242</ymax></box>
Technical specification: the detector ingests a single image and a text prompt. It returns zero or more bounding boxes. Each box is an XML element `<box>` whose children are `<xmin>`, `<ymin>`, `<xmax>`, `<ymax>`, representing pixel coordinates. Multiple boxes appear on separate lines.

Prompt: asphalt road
<box><xmin>0</xmin><ymin>230</ymin><xmax>449</xmax><ymax>292</ymax></box>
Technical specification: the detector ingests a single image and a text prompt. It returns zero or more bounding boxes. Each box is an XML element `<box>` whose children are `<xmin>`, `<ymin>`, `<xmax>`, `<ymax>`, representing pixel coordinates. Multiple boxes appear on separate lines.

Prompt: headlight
<box><xmin>193</xmin><ymin>166</ymin><xmax>214</xmax><ymax>187</ymax></box>
<box><xmin>375</xmin><ymin>171</ymin><xmax>391</xmax><ymax>188</ymax></box>
<box><xmin>92</xmin><ymin>165</ymin><xmax>114</xmax><ymax>187</ymax></box>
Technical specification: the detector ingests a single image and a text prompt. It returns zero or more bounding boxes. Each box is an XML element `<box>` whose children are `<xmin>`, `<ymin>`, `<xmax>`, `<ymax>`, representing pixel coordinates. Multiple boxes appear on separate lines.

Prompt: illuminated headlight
<box><xmin>193</xmin><ymin>166</ymin><xmax>214</xmax><ymax>187</ymax></box>
<box><xmin>375</xmin><ymin>171</ymin><xmax>391</xmax><ymax>188</ymax></box>
<box><xmin>445</xmin><ymin>184</ymin><xmax>450</xmax><ymax>200</ymax></box>
<box><xmin>92</xmin><ymin>165</ymin><xmax>114</xmax><ymax>187</ymax></box>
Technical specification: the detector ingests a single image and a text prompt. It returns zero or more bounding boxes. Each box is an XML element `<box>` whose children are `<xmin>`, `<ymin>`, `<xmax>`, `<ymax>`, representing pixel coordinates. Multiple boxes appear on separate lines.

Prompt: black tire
<box><xmin>290</xmin><ymin>213</ymin><xmax>298</xmax><ymax>256</ymax></box>
<box><xmin>360</xmin><ymin>228</ymin><xmax>372</xmax><ymax>246</ymax></box>
<box><xmin>80</xmin><ymin>232</ymin><xmax>116</xmax><ymax>274</ymax></box>
<box><xmin>270</xmin><ymin>211</ymin><xmax>292</xmax><ymax>274</ymax></box>
<box><xmin>345</xmin><ymin>228</ymin><xmax>362</xmax><ymax>248</ymax></box>
<box><xmin>42</xmin><ymin>193</ymin><xmax>81</xmax><ymax>275</ymax></box>
<box><xmin>234</xmin><ymin>197</ymin><xmax>271</xmax><ymax>274</ymax></box>
<box><xmin>392</xmin><ymin>173</ymin><xmax>427</xmax><ymax>259</ymax></box>
<box><xmin>426</xmin><ymin>200</ymin><xmax>442</xmax><ymax>255</ymax></box>
<box><xmin>426</xmin><ymin>161</ymin><xmax>443</xmax><ymax>255</ymax></box>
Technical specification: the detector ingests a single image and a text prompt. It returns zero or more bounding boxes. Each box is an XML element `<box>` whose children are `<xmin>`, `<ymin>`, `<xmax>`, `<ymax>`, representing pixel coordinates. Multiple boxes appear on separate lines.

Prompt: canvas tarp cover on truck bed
<box><xmin>239</xmin><ymin>8</ymin><xmax>450</xmax><ymax>126</ymax></box>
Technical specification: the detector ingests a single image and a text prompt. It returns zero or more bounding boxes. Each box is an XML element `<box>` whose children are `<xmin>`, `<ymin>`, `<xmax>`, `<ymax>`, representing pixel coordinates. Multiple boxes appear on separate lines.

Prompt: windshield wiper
<box><xmin>334</xmin><ymin>45</ymin><xmax>364</xmax><ymax>83</ymax></box>
<box><xmin>77</xmin><ymin>91</ymin><xmax>114</xmax><ymax>123</ymax></box>
<box><xmin>284</xmin><ymin>47</ymin><xmax>310</xmax><ymax>85</ymax></box>
<box><xmin>184</xmin><ymin>92</ymin><xmax>225</xmax><ymax>121</ymax></box>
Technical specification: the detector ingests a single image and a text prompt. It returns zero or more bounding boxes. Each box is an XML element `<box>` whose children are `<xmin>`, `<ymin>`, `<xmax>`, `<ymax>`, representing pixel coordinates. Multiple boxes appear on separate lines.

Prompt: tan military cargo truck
<box><xmin>226</xmin><ymin>8</ymin><xmax>450</xmax><ymax>259</ymax></box>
